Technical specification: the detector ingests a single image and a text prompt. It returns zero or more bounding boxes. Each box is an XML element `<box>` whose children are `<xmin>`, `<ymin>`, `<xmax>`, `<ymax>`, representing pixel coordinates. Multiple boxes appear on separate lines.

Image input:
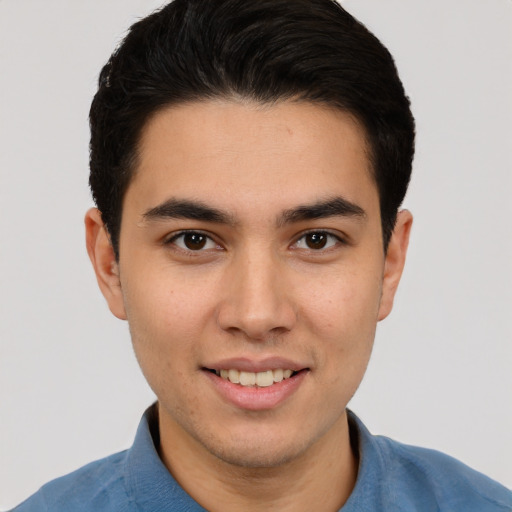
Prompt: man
<box><xmin>11</xmin><ymin>0</ymin><xmax>511</xmax><ymax>510</ymax></box>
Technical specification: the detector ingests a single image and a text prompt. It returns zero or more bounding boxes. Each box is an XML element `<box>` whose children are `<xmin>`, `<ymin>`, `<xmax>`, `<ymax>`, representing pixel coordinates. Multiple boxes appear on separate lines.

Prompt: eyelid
<box><xmin>291</xmin><ymin>229</ymin><xmax>347</xmax><ymax>250</ymax></box>
<box><xmin>164</xmin><ymin>229</ymin><xmax>223</xmax><ymax>251</ymax></box>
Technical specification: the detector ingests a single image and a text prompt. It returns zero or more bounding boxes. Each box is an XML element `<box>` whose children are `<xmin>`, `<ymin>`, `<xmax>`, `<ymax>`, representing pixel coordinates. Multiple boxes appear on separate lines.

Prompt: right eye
<box><xmin>167</xmin><ymin>231</ymin><xmax>219</xmax><ymax>251</ymax></box>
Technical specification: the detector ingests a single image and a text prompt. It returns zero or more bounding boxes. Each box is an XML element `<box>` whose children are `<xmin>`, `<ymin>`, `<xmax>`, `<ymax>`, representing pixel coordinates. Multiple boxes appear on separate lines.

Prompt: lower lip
<box><xmin>203</xmin><ymin>370</ymin><xmax>308</xmax><ymax>411</ymax></box>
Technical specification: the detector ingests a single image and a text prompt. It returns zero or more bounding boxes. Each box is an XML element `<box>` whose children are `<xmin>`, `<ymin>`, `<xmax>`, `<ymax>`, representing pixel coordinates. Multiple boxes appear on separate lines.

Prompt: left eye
<box><xmin>170</xmin><ymin>232</ymin><xmax>218</xmax><ymax>251</ymax></box>
<box><xmin>294</xmin><ymin>232</ymin><xmax>340</xmax><ymax>250</ymax></box>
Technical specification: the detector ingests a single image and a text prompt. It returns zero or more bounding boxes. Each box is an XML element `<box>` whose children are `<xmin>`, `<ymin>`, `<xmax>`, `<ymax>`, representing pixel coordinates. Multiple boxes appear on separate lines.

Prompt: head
<box><xmin>86</xmin><ymin>0</ymin><xmax>414</xmax><ymax>476</ymax></box>
<box><xmin>89</xmin><ymin>0</ymin><xmax>414</xmax><ymax>259</ymax></box>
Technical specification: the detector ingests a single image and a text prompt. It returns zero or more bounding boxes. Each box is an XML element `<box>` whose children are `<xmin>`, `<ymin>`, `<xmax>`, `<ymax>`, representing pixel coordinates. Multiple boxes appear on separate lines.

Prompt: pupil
<box><xmin>184</xmin><ymin>233</ymin><xmax>206</xmax><ymax>250</ymax></box>
<box><xmin>307</xmin><ymin>233</ymin><xmax>327</xmax><ymax>249</ymax></box>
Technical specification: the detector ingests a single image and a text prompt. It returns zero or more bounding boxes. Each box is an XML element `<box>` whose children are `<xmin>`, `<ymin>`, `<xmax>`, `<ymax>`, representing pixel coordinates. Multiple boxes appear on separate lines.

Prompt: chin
<box><xmin>194</xmin><ymin>421</ymin><xmax>326</xmax><ymax>469</ymax></box>
<box><xmin>205</xmin><ymin>438</ymin><xmax>308</xmax><ymax>469</ymax></box>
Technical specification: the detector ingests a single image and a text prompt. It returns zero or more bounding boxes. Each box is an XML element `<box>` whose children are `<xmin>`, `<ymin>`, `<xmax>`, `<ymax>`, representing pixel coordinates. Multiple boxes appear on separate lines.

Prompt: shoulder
<box><xmin>374</xmin><ymin>433</ymin><xmax>512</xmax><ymax>511</ymax></box>
<box><xmin>346</xmin><ymin>411</ymin><xmax>512</xmax><ymax>511</ymax></box>
<box><xmin>10</xmin><ymin>450</ymin><xmax>131</xmax><ymax>512</ymax></box>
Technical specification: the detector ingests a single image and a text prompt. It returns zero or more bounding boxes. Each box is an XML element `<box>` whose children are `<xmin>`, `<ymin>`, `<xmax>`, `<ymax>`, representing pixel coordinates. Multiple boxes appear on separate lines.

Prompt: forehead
<box><xmin>127</xmin><ymin>100</ymin><xmax>378</xmax><ymax>220</ymax></box>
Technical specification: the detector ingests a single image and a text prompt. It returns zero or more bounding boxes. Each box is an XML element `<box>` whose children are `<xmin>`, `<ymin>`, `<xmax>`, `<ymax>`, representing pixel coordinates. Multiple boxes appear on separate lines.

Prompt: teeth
<box><xmin>217</xmin><ymin>368</ymin><xmax>296</xmax><ymax>387</ymax></box>
<box><xmin>239</xmin><ymin>371</ymin><xmax>256</xmax><ymax>386</ymax></box>
<box><xmin>228</xmin><ymin>369</ymin><xmax>240</xmax><ymax>384</ymax></box>
<box><xmin>273</xmin><ymin>368</ymin><xmax>284</xmax><ymax>382</ymax></box>
<box><xmin>256</xmin><ymin>370</ymin><xmax>274</xmax><ymax>387</ymax></box>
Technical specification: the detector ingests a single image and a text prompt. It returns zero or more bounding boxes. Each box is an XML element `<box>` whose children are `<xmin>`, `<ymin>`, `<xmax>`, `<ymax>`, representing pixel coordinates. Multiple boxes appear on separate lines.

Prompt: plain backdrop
<box><xmin>1</xmin><ymin>0</ymin><xmax>511</xmax><ymax>509</ymax></box>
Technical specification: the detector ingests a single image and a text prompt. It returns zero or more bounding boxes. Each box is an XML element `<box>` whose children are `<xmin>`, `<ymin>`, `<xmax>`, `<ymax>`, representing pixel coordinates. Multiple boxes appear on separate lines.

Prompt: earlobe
<box><xmin>85</xmin><ymin>208</ymin><xmax>127</xmax><ymax>320</ymax></box>
<box><xmin>377</xmin><ymin>209</ymin><xmax>413</xmax><ymax>321</ymax></box>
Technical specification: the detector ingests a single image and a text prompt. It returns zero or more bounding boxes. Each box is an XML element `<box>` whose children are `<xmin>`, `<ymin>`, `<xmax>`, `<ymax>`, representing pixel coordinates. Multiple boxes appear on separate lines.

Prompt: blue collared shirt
<box><xmin>12</xmin><ymin>405</ymin><xmax>512</xmax><ymax>511</ymax></box>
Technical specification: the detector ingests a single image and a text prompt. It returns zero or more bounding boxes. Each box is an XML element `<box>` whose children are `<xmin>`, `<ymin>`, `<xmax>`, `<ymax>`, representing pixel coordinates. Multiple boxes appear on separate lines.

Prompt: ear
<box><xmin>85</xmin><ymin>208</ymin><xmax>127</xmax><ymax>320</ymax></box>
<box><xmin>378</xmin><ymin>209</ymin><xmax>413</xmax><ymax>321</ymax></box>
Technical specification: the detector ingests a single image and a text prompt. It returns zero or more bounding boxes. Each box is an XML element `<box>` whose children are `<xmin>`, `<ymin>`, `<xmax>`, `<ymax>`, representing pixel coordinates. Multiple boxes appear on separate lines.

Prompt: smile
<box><xmin>203</xmin><ymin>364</ymin><xmax>309</xmax><ymax>410</ymax></box>
<box><xmin>215</xmin><ymin>369</ymin><xmax>295</xmax><ymax>387</ymax></box>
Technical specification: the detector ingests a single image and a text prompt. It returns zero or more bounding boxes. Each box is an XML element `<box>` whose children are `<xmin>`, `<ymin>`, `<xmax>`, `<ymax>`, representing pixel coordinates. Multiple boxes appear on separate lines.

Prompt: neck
<box><xmin>157</xmin><ymin>407</ymin><xmax>358</xmax><ymax>512</ymax></box>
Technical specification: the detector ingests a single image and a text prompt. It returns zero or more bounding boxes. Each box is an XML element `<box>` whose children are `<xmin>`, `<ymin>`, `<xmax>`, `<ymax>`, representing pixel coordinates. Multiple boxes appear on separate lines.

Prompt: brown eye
<box><xmin>183</xmin><ymin>233</ymin><xmax>207</xmax><ymax>250</ymax></box>
<box><xmin>305</xmin><ymin>232</ymin><xmax>328</xmax><ymax>249</ymax></box>
<box><xmin>294</xmin><ymin>231</ymin><xmax>340</xmax><ymax>251</ymax></box>
<box><xmin>169</xmin><ymin>232</ymin><xmax>217</xmax><ymax>251</ymax></box>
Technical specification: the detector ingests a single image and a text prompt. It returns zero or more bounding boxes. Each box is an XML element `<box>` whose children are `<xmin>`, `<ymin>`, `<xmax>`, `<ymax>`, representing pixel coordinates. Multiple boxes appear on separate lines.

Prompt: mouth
<box><xmin>202</xmin><ymin>363</ymin><xmax>309</xmax><ymax>410</ymax></box>
<box><xmin>210</xmin><ymin>368</ymin><xmax>301</xmax><ymax>387</ymax></box>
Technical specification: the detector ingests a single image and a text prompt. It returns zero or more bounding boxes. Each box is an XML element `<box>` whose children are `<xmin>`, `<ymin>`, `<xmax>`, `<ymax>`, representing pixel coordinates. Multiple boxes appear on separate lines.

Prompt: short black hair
<box><xmin>89</xmin><ymin>0</ymin><xmax>415</xmax><ymax>258</ymax></box>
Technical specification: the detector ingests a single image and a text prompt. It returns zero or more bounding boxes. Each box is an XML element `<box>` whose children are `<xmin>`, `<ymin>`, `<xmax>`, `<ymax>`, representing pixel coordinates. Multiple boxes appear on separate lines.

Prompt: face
<box><xmin>87</xmin><ymin>100</ymin><xmax>410</xmax><ymax>469</ymax></box>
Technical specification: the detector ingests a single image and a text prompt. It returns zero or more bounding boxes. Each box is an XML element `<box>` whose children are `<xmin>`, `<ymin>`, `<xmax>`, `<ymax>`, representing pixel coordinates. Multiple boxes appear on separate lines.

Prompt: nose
<box><xmin>216</xmin><ymin>248</ymin><xmax>297</xmax><ymax>341</ymax></box>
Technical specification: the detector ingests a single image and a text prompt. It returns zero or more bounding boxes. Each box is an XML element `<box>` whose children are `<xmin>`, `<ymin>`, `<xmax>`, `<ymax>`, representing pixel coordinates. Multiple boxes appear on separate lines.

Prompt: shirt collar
<box><xmin>123</xmin><ymin>404</ymin><xmax>384</xmax><ymax>511</ymax></box>
<box><xmin>124</xmin><ymin>403</ymin><xmax>207</xmax><ymax>511</ymax></box>
<box><xmin>342</xmin><ymin>410</ymin><xmax>388</xmax><ymax>510</ymax></box>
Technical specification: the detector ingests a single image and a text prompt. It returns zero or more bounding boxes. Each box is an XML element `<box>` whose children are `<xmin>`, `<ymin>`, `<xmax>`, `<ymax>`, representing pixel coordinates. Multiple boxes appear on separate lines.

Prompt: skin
<box><xmin>86</xmin><ymin>100</ymin><xmax>412</xmax><ymax>512</ymax></box>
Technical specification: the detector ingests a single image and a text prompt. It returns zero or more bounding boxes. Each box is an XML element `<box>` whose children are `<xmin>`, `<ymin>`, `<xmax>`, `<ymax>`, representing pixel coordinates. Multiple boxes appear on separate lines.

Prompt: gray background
<box><xmin>1</xmin><ymin>0</ymin><xmax>511</xmax><ymax>508</ymax></box>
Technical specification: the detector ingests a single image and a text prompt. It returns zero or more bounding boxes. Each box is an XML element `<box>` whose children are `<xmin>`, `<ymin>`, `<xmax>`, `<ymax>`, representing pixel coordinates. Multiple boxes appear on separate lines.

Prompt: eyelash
<box><xmin>292</xmin><ymin>230</ymin><xmax>345</xmax><ymax>251</ymax></box>
<box><xmin>165</xmin><ymin>230</ymin><xmax>221</xmax><ymax>253</ymax></box>
<box><xmin>164</xmin><ymin>229</ymin><xmax>345</xmax><ymax>254</ymax></box>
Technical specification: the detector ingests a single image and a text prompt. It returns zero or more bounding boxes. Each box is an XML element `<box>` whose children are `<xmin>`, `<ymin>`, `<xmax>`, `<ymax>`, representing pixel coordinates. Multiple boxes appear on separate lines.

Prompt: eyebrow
<box><xmin>142</xmin><ymin>198</ymin><xmax>235</xmax><ymax>225</ymax></box>
<box><xmin>278</xmin><ymin>197</ymin><xmax>366</xmax><ymax>226</ymax></box>
<box><xmin>142</xmin><ymin>196</ymin><xmax>366</xmax><ymax>227</ymax></box>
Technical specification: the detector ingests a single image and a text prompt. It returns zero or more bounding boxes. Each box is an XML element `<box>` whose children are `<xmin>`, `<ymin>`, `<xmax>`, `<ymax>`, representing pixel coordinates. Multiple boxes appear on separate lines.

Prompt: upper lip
<box><xmin>203</xmin><ymin>357</ymin><xmax>309</xmax><ymax>373</ymax></box>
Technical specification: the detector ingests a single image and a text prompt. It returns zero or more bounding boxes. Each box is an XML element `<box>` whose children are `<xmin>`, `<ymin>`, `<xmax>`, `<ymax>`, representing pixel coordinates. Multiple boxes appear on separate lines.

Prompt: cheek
<box><xmin>123</xmin><ymin>263</ymin><xmax>216</xmax><ymax>332</ymax></box>
<box><xmin>299</xmin><ymin>267</ymin><xmax>382</xmax><ymax>384</ymax></box>
<box><xmin>120</xmin><ymin>275</ymin><xmax>205</xmax><ymax>374</ymax></box>
<box><xmin>120</xmin><ymin>264</ymin><xmax>229</xmax><ymax>398</ymax></box>
<box><xmin>300</xmin><ymin>265</ymin><xmax>383</xmax><ymax>337</ymax></box>
<box><xmin>121</xmin><ymin>276</ymin><xmax>209</xmax><ymax>410</ymax></box>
